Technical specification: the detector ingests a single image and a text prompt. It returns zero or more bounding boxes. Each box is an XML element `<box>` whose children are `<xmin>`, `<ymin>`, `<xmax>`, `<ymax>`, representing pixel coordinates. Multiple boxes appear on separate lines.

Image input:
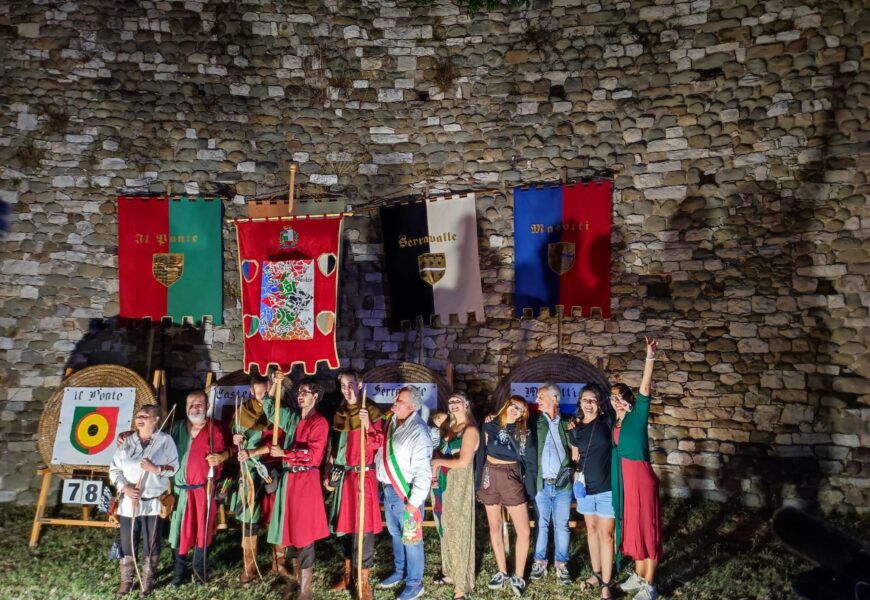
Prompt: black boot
<box><xmin>193</xmin><ymin>546</ymin><xmax>207</xmax><ymax>584</ymax></box>
<box><xmin>171</xmin><ymin>550</ymin><xmax>189</xmax><ymax>587</ymax></box>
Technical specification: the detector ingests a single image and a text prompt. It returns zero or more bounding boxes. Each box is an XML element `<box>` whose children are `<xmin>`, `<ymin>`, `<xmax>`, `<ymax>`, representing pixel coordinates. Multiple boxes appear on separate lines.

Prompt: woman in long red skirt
<box><xmin>611</xmin><ymin>337</ymin><xmax>663</xmax><ymax>600</ymax></box>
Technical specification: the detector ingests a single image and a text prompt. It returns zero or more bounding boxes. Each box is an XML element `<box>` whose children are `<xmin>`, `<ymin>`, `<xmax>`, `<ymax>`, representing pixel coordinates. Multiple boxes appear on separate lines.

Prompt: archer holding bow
<box><xmin>109</xmin><ymin>404</ymin><xmax>179</xmax><ymax>597</ymax></box>
<box><xmin>167</xmin><ymin>390</ymin><xmax>229</xmax><ymax>586</ymax></box>
<box><xmin>230</xmin><ymin>370</ymin><xmax>288</xmax><ymax>583</ymax></box>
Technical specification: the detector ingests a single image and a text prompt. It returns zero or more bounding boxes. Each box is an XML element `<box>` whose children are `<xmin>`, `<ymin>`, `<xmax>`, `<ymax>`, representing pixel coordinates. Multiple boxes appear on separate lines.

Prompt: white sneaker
<box><xmin>619</xmin><ymin>572</ymin><xmax>644</xmax><ymax>593</ymax></box>
<box><xmin>632</xmin><ymin>582</ymin><xmax>658</xmax><ymax>600</ymax></box>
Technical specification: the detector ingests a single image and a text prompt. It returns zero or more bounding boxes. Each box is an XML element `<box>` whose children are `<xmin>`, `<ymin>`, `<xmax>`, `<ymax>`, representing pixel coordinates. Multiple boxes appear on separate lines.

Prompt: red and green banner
<box><xmin>118</xmin><ymin>196</ymin><xmax>223</xmax><ymax>324</ymax></box>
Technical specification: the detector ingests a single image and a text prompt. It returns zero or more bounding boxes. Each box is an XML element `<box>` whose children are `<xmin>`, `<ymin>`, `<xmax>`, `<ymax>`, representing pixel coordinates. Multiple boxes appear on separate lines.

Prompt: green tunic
<box><xmin>229</xmin><ymin>397</ymin><xmax>285</xmax><ymax>525</ymax></box>
<box><xmin>168</xmin><ymin>420</ymin><xmax>193</xmax><ymax>550</ymax></box>
<box><xmin>611</xmin><ymin>392</ymin><xmax>652</xmax><ymax>568</ymax></box>
<box><xmin>262</xmin><ymin>395</ymin><xmax>299</xmax><ymax>546</ymax></box>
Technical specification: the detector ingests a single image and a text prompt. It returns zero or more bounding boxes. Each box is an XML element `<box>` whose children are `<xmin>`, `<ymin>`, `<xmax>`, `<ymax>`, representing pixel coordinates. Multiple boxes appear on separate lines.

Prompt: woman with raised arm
<box><xmin>612</xmin><ymin>337</ymin><xmax>663</xmax><ymax>600</ymax></box>
<box><xmin>475</xmin><ymin>395</ymin><xmax>537</xmax><ymax>598</ymax></box>
<box><xmin>431</xmin><ymin>392</ymin><xmax>480</xmax><ymax>600</ymax></box>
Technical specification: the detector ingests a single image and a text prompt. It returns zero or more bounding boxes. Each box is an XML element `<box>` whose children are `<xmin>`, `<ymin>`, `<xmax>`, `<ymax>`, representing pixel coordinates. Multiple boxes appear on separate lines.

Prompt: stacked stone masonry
<box><xmin>0</xmin><ymin>0</ymin><xmax>868</xmax><ymax>511</ymax></box>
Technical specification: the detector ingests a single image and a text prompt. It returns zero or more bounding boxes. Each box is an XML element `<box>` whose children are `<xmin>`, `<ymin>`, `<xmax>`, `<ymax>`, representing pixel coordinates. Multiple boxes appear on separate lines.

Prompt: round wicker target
<box><xmin>38</xmin><ymin>365</ymin><xmax>155</xmax><ymax>475</ymax></box>
<box><xmin>362</xmin><ymin>362</ymin><xmax>451</xmax><ymax>411</ymax></box>
<box><xmin>491</xmin><ymin>353</ymin><xmax>611</xmax><ymax>413</ymax></box>
<box><xmin>213</xmin><ymin>370</ymin><xmax>251</xmax><ymax>387</ymax></box>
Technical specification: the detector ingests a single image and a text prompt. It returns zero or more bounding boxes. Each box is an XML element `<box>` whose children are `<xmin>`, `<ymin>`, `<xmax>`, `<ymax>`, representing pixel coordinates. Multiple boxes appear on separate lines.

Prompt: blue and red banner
<box><xmin>514</xmin><ymin>181</ymin><xmax>612</xmax><ymax>318</ymax></box>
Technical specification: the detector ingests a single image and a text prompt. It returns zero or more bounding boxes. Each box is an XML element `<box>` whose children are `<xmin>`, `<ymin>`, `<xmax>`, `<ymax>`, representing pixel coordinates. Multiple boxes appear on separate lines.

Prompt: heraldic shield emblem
<box><xmin>152</xmin><ymin>253</ymin><xmax>184</xmax><ymax>286</ymax></box>
<box><xmin>547</xmin><ymin>242</ymin><xmax>576</xmax><ymax>275</ymax></box>
<box><xmin>418</xmin><ymin>252</ymin><xmax>446</xmax><ymax>285</ymax></box>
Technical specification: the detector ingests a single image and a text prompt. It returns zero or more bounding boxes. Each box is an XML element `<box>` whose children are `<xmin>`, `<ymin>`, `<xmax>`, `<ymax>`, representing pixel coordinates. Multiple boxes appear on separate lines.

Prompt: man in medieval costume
<box><xmin>263</xmin><ymin>372</ymin><xmax>331</xmax><ymax>600</ymax></box>
<box><xmin>325</xmin><ymin>370</ymin><xmax>385</xmax><ymax>600</ymax></box>
<box><xmin>168</xmin><ymin>390</ymin><xmax>229</xmax><ymax>586</ymax></box>
<box><xmin>231</xmin><ymin>371</ymin><xmax>288</xmax><ymax>582</ymax></box>
<box><xmin>376</xmin><ymin>386</ymin><xmax>433</xmax><ymax>600</ymax></box>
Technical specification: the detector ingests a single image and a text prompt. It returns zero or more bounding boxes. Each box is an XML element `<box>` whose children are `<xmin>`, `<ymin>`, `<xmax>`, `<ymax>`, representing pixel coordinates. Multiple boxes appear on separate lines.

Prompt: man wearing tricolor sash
<box><xmin>168</xmin><ymin>391</ymin><xmax>229</xmax><ymax>586</ymax></box>
<box><xmin>375</xmin><ymin>386</ymin><xmax>433</xmax><ymax>600</ymax></box>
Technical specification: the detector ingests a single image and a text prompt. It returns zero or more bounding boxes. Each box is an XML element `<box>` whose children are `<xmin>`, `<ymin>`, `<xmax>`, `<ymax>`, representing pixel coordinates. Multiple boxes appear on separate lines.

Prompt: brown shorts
<box><xmin>476</xmin><ymin>461</ymin><xmax>527</xmax><ymax>507</ymax></box>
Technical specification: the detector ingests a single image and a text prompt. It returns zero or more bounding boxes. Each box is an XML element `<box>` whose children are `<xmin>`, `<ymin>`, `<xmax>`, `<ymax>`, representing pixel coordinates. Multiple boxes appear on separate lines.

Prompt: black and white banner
<box><xmin>380</xmin><ymin>193</ymin><xmax>484</xmax><ymax>327</ymax></box>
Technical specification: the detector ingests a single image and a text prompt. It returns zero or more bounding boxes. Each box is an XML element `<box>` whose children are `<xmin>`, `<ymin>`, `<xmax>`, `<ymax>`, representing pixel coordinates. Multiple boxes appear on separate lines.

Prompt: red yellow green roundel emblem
<box><xmin>70</xmin><ymin>406</ymin><xmax>119</xmax><ymax>455</ymax></box>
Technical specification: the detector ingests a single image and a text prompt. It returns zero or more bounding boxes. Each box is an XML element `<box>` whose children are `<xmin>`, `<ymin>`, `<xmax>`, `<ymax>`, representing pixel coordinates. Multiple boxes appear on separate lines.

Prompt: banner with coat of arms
<box><xmin>118</xmin><ymin>196</ymin><xmax>223</xmax><ymax>324</ymax></box>
<box><xmin>233</xmin><ymin>215</ymin><xmax>345</xmax><ymax>375</ymax></box>
<box><xmin>513</xmin><ymin>181</ymin><xmax>612</xmax><ymax>318</ymax></box>
<box><xmin>380</xmin><ymin>193</ymin><xmax>484</xmax><ymax>327</ymax></box>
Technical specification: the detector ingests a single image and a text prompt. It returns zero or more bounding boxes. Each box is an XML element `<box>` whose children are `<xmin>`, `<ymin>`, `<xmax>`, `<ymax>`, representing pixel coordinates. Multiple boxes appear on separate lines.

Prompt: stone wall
<box><xmin>1</xmin><ymin>0</ymin><xmax>868</xmax><ymax>510</ymax></box>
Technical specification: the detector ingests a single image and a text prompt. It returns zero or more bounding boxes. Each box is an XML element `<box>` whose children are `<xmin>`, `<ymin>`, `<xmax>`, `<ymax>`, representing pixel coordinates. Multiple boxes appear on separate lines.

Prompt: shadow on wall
<box><xmin>656</xmin><ymin>71</ymin><xmax>864</xmax><ymax>512</ymax></box>
<box><xmin>64</xmin><ymin>317</ymin><xmax>213</xmax><ymax>414</ymax></box>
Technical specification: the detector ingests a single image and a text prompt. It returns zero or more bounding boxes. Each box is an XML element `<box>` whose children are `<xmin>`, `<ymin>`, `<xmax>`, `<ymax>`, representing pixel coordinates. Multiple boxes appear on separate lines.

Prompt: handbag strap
<box><xmin>579</xmin><ymin>420</ymin><xmax>597</xmax><ymax>472</ymax></box>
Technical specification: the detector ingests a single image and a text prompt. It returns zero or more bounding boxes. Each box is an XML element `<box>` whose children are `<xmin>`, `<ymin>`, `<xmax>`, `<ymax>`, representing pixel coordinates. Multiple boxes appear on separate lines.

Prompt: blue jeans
<box><xmin>383</xmin><ymin>484</ymin><xmax>425</xmax><ymax>586</ymax></box>
<box><xmin>534</xmin><ymin>483</ymin><xmax>572</xmax><ymax>563</ymax></box>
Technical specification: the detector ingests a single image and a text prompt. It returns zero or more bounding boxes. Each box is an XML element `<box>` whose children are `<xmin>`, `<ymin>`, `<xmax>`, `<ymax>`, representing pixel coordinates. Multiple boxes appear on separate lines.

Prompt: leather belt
<box><xmin>344</xmin><ymin>463</ymin><xmax>376</xmax><ymax>473</ymax></box>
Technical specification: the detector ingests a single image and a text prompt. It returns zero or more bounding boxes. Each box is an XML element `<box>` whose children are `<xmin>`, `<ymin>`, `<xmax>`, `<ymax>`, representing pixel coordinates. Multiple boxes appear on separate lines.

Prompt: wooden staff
<box><xmin>272</xmin><ymin>373</ymin><xmax>282</xmax><ymax>446</ymax></box>
<box><xmin>357</xmin><ymin>388</ymin><xmax>367</xmax><ymax>599</ymax></box>
<box><xmin>288</xmin><ymin>164</ymin><xmax>297</xmax><ymax>214</ymax></box>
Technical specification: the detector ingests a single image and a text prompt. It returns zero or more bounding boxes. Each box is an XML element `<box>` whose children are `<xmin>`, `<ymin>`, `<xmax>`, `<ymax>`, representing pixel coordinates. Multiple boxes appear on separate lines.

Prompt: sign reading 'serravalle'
<box><xmin>364</xmin><ymin>382</ymin><xmax>438</xmax><ymax>420</ymax></box>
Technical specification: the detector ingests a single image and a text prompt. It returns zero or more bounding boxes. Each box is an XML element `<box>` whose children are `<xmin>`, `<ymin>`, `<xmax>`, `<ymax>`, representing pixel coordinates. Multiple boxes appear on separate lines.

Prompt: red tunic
<box><xmin>280</xmin><ymin>409</ymin><xmax>330</xmax><ymax>548</ymax></box>
<box><xmin>335</xmin><ymin>421</ymin><xmax>385</xmax><ymax>535</ymax></box>
<box><xmin>177</xmin><ymin>420</ymin><xmax>227</xmax><ymax>554</ymax></box>
<box><xmin>613</xmin><ymin>427</ymin><xmax>662</xmax><ymax>560</ymax></box>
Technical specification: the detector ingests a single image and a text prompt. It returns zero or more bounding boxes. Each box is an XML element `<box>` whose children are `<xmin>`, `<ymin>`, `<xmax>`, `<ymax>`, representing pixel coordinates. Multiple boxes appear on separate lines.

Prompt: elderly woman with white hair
<box><xmin>375</xmin><ymin>386</ymin><xmax>433</xmax><ymax>600</ymax></box>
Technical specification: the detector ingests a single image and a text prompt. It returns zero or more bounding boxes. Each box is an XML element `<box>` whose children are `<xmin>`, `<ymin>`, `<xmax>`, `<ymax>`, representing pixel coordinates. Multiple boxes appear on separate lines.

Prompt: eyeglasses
<box><xmin>298</xmin><ymin>390</ymin><xmax>315</xmax><ymax>396</ymax></box>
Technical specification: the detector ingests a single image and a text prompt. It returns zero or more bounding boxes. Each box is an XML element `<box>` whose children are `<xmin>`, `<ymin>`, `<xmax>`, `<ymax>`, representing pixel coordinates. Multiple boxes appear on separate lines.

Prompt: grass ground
<box><xmin>1</xmin><ymin>499</ymin><xmax>866</xmax><ymax>600</ymax></box>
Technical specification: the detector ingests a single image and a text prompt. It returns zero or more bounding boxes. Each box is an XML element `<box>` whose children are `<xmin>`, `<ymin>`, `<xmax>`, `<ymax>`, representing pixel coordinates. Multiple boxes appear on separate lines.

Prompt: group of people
<box><xmin>108</xmin><ymin>337</ymin><xmax>663</xmax><ymax>600</ymax></box>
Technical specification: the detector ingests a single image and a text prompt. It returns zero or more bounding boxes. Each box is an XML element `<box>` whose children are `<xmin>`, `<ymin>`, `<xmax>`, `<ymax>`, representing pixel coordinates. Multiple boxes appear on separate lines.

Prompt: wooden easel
<box><xmin>29</xmin><ymin>367</ymin><xmax>164</xmax><ymax>547</ymax></box>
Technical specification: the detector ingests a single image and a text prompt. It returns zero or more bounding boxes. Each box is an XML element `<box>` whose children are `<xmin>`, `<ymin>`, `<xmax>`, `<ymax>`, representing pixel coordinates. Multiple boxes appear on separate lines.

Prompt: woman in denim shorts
<box><xmin>569</xmin><ymin>386</ymin><xmax>615</xmax><ymax>599</ymax></box>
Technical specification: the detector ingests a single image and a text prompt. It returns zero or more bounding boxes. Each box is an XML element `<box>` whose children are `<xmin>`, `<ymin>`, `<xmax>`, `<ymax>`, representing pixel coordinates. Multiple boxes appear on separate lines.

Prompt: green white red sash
<box><xmin>382</xmin><ymin>418</ymin><xmax>423</xmax><ymax>544</ymax></box>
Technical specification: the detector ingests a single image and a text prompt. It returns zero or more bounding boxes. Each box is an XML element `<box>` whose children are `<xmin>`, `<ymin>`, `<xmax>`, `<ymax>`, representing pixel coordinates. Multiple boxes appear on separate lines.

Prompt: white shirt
<box><xmin>376</xmin><ymin>412</ymin><xmax>432</xmax><ymax>507</ymax></box>
<box><xmin>108</xmin><ymin>431</ymin><xmax>178</xmax><ymax>517</ymax></box>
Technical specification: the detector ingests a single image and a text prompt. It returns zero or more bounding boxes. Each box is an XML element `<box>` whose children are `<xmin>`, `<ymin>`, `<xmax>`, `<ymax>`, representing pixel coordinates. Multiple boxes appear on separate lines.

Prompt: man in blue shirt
<box><xmin>529</xmin><ymin>383</ymin><xmax>575</xmax><ymax>586</ymax></box>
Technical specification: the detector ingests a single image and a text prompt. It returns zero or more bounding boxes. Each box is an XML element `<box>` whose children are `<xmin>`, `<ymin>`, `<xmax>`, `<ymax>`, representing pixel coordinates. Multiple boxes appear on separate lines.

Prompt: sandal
<box><xmin>434</xmin><ymin>575</ymin><xmax>454</xmax><ymax>586</ymax></box>
<box><xmin>600</xmin><ymin>579</ymin><xmax>613</xmax><ymax>600</ymax></box>
<box><xmin>579</xmin><ymin>572</ymin><xmax>603</xmax><ymax>592</ymax></box>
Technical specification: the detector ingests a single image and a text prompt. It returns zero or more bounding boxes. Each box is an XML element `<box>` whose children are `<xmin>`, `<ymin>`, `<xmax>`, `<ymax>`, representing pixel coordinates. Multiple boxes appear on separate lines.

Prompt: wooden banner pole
<box><xmin>357</xmin><ymin>388</ymin><xmax>367</xmax><ymax>600</ymax></box>
<box><xmin>288</xmin><ymin>164</ymin><xmax>297</xmax><ymax>215</ymax></box>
